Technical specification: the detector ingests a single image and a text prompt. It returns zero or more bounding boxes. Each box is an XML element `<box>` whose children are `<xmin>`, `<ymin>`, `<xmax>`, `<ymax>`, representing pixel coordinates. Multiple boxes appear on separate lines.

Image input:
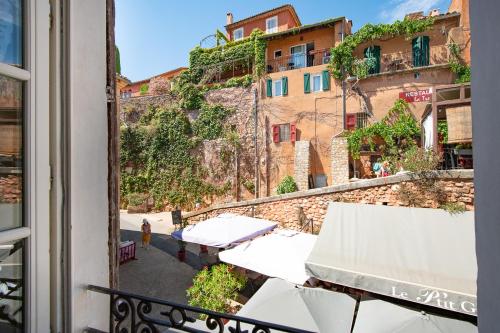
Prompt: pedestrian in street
<box><xmin>141</xmin><ymin>219</ymin><xmax>152</xmax><ymax>250</ymax></box>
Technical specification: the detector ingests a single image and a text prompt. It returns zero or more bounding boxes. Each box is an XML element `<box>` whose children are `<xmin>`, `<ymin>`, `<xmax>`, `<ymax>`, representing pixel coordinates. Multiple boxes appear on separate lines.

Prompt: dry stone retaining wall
<box><xmin>184</xmin><ymin>170</ymin><xmax>474</xmax><ymax>231</ymax></box>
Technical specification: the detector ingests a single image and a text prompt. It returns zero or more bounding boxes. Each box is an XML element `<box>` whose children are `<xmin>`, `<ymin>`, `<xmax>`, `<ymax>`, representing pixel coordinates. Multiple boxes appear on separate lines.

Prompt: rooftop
<box><xmin>225</xmin><ymin>4</ymin><xmax>301</xmax><ymax>29</ymax></box>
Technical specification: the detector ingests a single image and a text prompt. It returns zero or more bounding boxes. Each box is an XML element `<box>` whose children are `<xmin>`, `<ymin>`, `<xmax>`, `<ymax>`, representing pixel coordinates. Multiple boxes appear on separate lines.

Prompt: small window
<box><xmin>312</xmin><ymin>74</ymin><xmax>322</xmax><ymax>92</ymax></box>
<box><xmin>279</xmin><ymin>124</ymin><xmax>290</xmax><ymax>142</ymax></box>
<box><xmin>274</xmin><ymin>80</ymin><xmax>282</xmax><ymax>97</ymax></box>
<box><xmin>266</xmin><ymin>16</ymin><xmax>278</xmax><ymax>33</ymax></box>
<box><xmin>233</xmin><ymin>28</ymin><xmax>244</xmax><ymax>41</ymax></box>
<box><xmin>274</xmin><ymin>50</ymin><xmax>282</xmax><ymax>58</ymax></box>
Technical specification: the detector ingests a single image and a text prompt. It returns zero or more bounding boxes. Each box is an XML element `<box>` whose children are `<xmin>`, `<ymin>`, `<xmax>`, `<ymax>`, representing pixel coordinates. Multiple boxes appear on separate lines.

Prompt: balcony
<box><xmin>88</xmin><ymin>285</ymin><xmax>314</xmax><ymax>333</ymax></box>
<box><xmin>358</xmin><ymin>44</ymin><xmax>450</xmax><ymax>78</ymax></box>
<box><xmin>266</xmin><ymin>50</ymin><xmax>331</xmax><ymax>74</ymax></box>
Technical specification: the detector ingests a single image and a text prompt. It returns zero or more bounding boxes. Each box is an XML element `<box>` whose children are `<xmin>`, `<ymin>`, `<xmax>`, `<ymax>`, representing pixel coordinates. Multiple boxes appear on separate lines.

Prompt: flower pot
<box><xmin>177</xmin><ymin>250</ymin><xmax>186</xmax><ymax>262</ymax></box>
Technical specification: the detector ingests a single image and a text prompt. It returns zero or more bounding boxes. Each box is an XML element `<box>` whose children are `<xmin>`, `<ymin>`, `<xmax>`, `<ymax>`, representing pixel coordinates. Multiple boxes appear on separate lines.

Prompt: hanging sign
<box><xmin>399</xmin><ymin>88</ymin><xmax>433</xmax><ymax>102</ymax></box>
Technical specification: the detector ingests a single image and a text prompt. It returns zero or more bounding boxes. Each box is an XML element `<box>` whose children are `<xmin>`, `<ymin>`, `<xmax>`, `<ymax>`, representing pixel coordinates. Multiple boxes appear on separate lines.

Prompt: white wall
<box><xmin>470</xmin><ymin>0</ymin><xmax>500</xmax><ymax>331</ymax></box>
<box><xmin>69</xmin><ymin>0</ymin><xmax>110</xmax><ymax>331</ymax></box>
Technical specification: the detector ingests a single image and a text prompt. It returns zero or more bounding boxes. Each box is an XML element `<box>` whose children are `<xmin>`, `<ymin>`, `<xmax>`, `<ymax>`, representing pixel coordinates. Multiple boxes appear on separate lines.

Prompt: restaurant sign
<box><xmin>399</xmin><ymin>88</ymin><xmax>433</xmax><ymax>102</ymax></box>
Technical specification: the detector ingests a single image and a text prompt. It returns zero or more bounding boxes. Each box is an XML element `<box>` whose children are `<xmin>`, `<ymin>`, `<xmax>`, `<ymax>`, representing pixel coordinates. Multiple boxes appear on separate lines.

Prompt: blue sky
<box><xmin>116</xmin><ymin>0</ymin><xmax>450</xmax><ymax>82</ymax></box>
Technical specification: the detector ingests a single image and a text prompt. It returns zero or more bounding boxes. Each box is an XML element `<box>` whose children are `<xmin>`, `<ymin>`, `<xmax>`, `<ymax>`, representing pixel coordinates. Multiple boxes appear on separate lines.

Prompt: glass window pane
<box><xmin>313</xmin><ymin>75</ymin><xmax>321</xmax><ymax>92</ymax></box>
<box><xmin>0</xmin><ymin>75</ymin><xmax>23</xmax><ymax>232</ymax></box>
<box><xmin>279</xmin><ymin>124</ymin><xmax>290</xmax><ymax>142</ymax></box>
<box><xmin>0</xmin><ymin>240</ymin><xmax>24</xmax><ymax>332</ymax></box>
<box><xmin>0</xmin><ymin>0</ymin><xmax>23</xmax><ymax>67</ymax></box>
<box><xmin>274</xmin><ymin>81</ymin><xmax>282</xmax><ymax>96</ymax></box>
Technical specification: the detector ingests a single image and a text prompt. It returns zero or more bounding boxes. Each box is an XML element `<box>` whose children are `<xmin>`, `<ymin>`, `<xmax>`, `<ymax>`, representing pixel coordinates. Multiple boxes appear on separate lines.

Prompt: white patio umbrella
<box><xmin>171</xmin><ymin>213</ymin><xmax>277</xmax><ymax>248</ymax></box>
<box><xmin>231</xmin><ymin>278</ymin><xmax>356</xmax><ymax>333</ymax></box>
<box><xmin>219</xmin><ymin>229</ymin><xmax>317</xmax><ymax>285</ymax></box>
<box><xmin>352</xmin><ymin>297</ymin><xmax>477</xmax><ymax>333</ymax></box>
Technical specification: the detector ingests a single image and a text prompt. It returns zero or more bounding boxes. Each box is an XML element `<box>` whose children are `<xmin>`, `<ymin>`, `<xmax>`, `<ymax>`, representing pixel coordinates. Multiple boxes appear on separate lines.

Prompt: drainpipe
<box><xmin>254</xmin><ymin>87</ymin><xmax>259</xmax><ymax>199</ymax></box>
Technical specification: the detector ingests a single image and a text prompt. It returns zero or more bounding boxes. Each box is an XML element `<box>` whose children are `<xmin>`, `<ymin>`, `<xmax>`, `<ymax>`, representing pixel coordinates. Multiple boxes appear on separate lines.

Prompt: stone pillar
<box><xmin>331</xmin><ymin>136</ymin><xmax>349</xmax><ymax>185</ymax></box>
<box><xmin>294</xmin><ymin>141</ymin><xmax>310</xmax><ymax>191</ymax></box>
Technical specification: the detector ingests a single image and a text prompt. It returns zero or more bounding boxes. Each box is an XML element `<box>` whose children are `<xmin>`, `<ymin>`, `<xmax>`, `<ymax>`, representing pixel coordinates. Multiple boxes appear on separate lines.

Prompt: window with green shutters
<box><xmin>282</xmin><ymin>76</ymin><xmax>288</xmax><ymax>96</ymax></box>
<box><xmin>363</xmin><ymin>46</ymin><xmax>381</xmax><ymax>74</ymax></box>
<box><xmin>412</xmin><ymin>36</ymin><xmax>430</xmax><ymax>67</ymax></box>
<box><xmin>266</xmin><ymin>79</ymin><xmax>272</xmax><ymax>97</ymax></box>
<box><xmin>304</xmin><ymin>73</ymin><xmax>311</xmax><ymax>93</ymax></box>
<box><xmin>322</xmin><ymin>70</ymin><xmax>330</xmax><ymax>91</ymax></box>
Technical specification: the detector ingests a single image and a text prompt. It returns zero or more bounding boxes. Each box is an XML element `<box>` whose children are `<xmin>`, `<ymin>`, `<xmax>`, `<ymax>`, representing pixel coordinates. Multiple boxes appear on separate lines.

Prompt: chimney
<box><xmin>429</xmin><ymin>9</ymin><xmax>440</xmax><ymax>17</ymax></box>
<box><xmin>226</xmin><ymin>12</ymin><xmax>233</xmax><ymax>25</ymax></box>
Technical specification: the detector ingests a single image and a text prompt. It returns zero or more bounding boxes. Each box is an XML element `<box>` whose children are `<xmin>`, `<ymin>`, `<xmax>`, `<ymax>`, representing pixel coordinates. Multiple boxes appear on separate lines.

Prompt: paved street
<box><xmin>119</xmin><ymin>211</ymin><xmax>202</xmax><ymax>306</ymax></box>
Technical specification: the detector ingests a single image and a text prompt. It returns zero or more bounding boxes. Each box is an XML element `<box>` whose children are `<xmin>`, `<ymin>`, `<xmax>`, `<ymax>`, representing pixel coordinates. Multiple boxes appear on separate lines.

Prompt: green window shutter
<box><xmin>364</xmin><ymin>46</ymin><xmax>380</xmax><ymax>74</ymax></box>
<box><xmin>413</xmin><ymin>36</ymin><xmax>430</xmax><ymax>67</ymax></box>
<box><xmin>322</xmin><ymin>70</ymin><xmax>330</xmax><ymax>91</ymax></box>
<box><xmin>266</xmin><ymin>79</ymin><xmax>273</xmax><ymax>97</ymax></box>
<box><xmin>304</xmin><ymin>73</ymin><xmax>310</xmax><ymax>94</ymax></box>
<box><xmin>282</xmin><ymin>77</ymin><xmax>288</xmax><ymax>96</ymax></box>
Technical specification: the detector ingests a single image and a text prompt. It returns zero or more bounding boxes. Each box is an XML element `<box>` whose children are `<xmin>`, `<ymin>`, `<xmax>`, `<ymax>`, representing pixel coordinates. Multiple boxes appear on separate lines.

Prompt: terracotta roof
<box><xmin>126</xmin><ymin>67</ymin><xmax>188</xmax><ymax>87</ymax></box>
<box><xmin>116</xmin><ymin>73</ymin><xmax>131</xmax><ymax>84</ymax></box>
<box><xmin>261</xmin><ymin>16</ymin><xmax>345</xmax><ymax>40</ymax></box>
<box><xmin>225</xmin><ymin>4</ymin><xmax>301</xmax><ymax>30</ymax></box>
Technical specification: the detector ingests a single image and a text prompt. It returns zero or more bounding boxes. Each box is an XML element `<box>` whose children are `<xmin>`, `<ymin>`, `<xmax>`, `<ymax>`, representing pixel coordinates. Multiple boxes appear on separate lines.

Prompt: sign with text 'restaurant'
<box><xmin>399</xmin><ymin>88</ymin><xmax>433</xmax><ymax>102</ymax></box>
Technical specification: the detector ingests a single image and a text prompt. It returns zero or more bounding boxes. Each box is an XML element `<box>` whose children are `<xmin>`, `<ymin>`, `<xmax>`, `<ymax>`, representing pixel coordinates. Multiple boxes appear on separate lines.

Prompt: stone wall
<box><xmin>120</xmin><ymin>93</ymin><xmax>177</xmax><ymax>123</ymax></box>
<box><xmin>294</xmin><ymin>141</ymin><xmax>310</xmax><ymax>191</ymax></box>
<box><xmin>331</xmin><ymin>136</ymin><xmax>349</xmax><ymax>185</ymax></box>
<box><xmin>184</xmin><ymin>170</ymin><xmax>474</xmax><ymax>231</ymax></box>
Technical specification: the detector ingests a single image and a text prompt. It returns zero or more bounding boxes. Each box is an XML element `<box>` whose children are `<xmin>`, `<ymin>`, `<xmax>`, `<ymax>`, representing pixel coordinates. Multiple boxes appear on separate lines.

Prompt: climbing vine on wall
<box><xmin>449</xmin><ymin>42</ymin><xmax>471</xmax><ymax>83</ymax></box>
<box><xmin>188</xmin><ymin>29</ymin><xmax>266</xmax><ymax>83</ymax></box>
<box><xmin>346</xmin><ymin>99</ymin><xmax>421</xmax><ymax>159</ymax></box>
<box><xmin>330</xmin><ymin>17</ymin><xmax>435</xmax><ymax>79</ymax></box>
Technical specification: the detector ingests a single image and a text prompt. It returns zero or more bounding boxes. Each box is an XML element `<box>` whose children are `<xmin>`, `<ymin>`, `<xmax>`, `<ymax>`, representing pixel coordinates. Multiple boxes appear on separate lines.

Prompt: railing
<box><xmin>88</xmin><ymin>285</ymin><xmax>316</xmax><ymax>333</ymax></box>
<box><xmin>378</xmin><ymin>44</ymin><xmax>450</xmax><ymax>74</ymax></box>
<box><xmin>266</xmin><ymin>51</ymin><xmax>330</xmax><ymax>74</ymax></box>
<box><xmin>119</xmin><ymin>241</ymin><xmax>136</xmax><ymax>264</ymax></box>
<box><xmin>440</xmin><ymin>147</ymin><xmax>473</xmax><ymax>170</ymax></box>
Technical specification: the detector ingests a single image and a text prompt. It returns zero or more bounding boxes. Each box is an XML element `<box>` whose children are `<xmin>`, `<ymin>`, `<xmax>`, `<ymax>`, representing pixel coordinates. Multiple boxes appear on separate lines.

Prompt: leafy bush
<box><xmin>399</xmin><ymin>146</ymin><xmax>441</xmax><ymax>173</ymax></box>
<box><xmin>193</xmin><ymin>104</ymin><xmax>233</xmax><ymax>140</ymax></box>
<box><xmin>187</xmin><ymin>264</ymin><xmax>247</xmax><ymax>316</ymax></box>
<box><xmin>140</xmin><ymin>83</ymin><xmax>149</xmax><ymax>95</ymax></box>
<box><xmin>127</xmin><ymin>192</ymin><xmax>147</xmax><ymax>207</ymax></box>
<box><xmin>276</xmin><ymin>176</ymin><xmax>298</xmax><ymax>195</ymax></box>
<box><xmin>440</xmin><ymin>202</ymin><xmax>466</xmax><ymax>215</ymax></box>
<box><xmin>449</xmin><ymin>43</ymin><xmax>471</xmax><ymax>83</ymax></box>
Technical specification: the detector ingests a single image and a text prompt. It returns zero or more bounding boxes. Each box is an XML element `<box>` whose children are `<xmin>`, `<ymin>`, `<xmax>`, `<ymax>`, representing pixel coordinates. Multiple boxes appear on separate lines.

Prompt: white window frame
<box><xmin>266</xmin><ymin>16</ymin><xmax>278</xmax><ymax>33</ymax></box>
<box><xmin>312</xmin><ymin>73</ymin><xmax>323</xmax><ymax>92</ymax></box>
<box><xmin>0</xmin><ymin>0</ymin><xmax>51</xmax><ymax>332</ymax></box>
<box><xmin>233</xmin><ymin>27</ymin><xmax>244</xmax><ymax>41</ymax></box>
<box><xmin>274</xmin><ymin>79</ymin><xmax>282</xmax><ymax>97</ymax></box>
<box><xmin>290</xmin><ymin>44</ymin><xmax>306</xmax><ymax>69</ymax></box>
<box><xmin>274</xmin><ymin>49</ymin><xmax>282</xmax><ymax>59</ymax></box>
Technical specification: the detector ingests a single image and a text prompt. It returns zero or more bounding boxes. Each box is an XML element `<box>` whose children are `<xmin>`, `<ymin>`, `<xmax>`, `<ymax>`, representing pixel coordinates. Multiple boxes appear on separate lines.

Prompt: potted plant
<box><xmin>187</xmin><ymin>264</ymin><xmax>247</xmax><ymax>320</ymax></box>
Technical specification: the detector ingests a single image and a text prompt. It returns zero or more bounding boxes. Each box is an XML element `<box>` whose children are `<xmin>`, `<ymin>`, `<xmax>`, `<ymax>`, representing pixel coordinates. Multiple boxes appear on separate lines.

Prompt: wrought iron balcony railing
<box><xmin>266</xmin><ymin>51</ymin><xmax>330</xmax><ymax>74</ymax></box>
<box><xmin>88</xmin><ymin>285</ymin><xmax>316</xmax><ymax>333</ymax></box>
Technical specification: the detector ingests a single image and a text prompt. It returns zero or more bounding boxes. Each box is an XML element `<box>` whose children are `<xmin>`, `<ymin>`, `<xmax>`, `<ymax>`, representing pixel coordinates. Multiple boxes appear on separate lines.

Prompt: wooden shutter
<box><xmin>364</xmin><ymin>46</ymin><xmax>381</xmax><ymax>74</ymax></box>
<box><xmin>282</xmin><ymin>76</ymin><xmax>288</xmax><ymax>96</ymax></box>
<box><xmin>290</xmin><ymin>123</ymin><xmax>297</xmax><ymax>143</ymax></box>
<box><xmin>413</xmin><ymin>36</ymin><xmax>430</xmax><ymax>67</ymax></box>
<box><xmin>272</xmin><ymin>124</ymin><xmax>280</xmax><ymax>143</ymax></box>
<box><xmin>322</xmin><ymin>70</ymin><xmax>330</xmax><ymax>91</ymax></box>
<box><xmin>266</xmin><ymin>79</ymin><xmax>273</xmax><ymax>97</ymax></box>
<box><xmin>304</xmin><ymin>73</ymin><xmax>310</xmax><ymax>93</ymax></box>
<box><xmin>346</xmin><ymin>114</ymin><xmax>357</xmax><ymax>130</ymax></box>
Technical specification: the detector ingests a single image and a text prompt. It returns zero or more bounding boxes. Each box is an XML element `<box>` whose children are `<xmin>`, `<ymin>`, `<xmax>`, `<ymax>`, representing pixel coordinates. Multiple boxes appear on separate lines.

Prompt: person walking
<box><xmin>141</xmin><ymin>219</ymin><xmax>152</xmax><ymax>250</ymax></box>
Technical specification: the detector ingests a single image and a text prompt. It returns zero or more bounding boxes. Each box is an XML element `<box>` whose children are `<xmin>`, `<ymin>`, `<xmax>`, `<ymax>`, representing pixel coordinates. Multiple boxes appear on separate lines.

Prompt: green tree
<box><xmin>115</xmin><ymin>45</ymin><xmax>121</xmax><ymax>74</ymax></box>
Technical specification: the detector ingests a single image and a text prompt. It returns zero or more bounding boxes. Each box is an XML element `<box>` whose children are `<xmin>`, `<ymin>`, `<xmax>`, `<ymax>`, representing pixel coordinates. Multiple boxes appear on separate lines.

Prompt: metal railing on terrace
<box><xmin>88</xmin><ymin>285</ymin><xmax>315</xmax><ymax>333</ymax></box>
<box><xmin>266</xmin><ymin>50</ymin><xmax>331</xmax><ymax>74</ymax></box>
<box><xmin>378</xmin><ymin>44</ymin><xmax>450</xmax><ymax>74</ymax></box>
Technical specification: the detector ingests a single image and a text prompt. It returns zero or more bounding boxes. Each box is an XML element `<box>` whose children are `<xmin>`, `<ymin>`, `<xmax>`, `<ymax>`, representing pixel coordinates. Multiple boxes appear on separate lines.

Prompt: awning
<box><xmin>171</xmin><ymin>213</ymin><xmax>277</xmax><ymax>248</ymax></box>
<box><xmin>234</xmin><ymin>278</ymin><xmax>356</xmax><ymax>332</ymax></box>
<box><xmin>305</xmin><ymin>202</ymin><xmax>477</xmax><ymax>316</ymax></box>
<box><xmin>219</xmin><ymin>229</ymin><xmax>317</xmax><ymax>285</ymax></box>
<box><xmin>352</xmin><ymin>297</ymin><xmax>477</xmax><ymax>333</ymax></box>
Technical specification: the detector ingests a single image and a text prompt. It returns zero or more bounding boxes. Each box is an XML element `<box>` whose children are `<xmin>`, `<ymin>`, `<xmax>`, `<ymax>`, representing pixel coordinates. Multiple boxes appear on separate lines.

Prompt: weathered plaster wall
<box><xmin>184</xmin><ymin>170</ymin><xmax>474</xmax><ymax>231</ymax></box>
<box><xmin>228</xmin><ymin>10</ymin><xmax>298</xmax><ymax>40</ymax></box>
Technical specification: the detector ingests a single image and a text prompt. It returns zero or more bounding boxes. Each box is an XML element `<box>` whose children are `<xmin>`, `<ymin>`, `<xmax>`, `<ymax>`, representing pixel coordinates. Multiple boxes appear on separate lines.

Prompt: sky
<box><xmin>116</xmin><ymin>0</ymin><xmax>451</xmax><ymax>82</ymax></box>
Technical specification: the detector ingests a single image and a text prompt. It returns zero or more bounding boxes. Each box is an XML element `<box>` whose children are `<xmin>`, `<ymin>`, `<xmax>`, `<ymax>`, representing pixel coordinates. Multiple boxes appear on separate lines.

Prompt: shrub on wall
<box><xmin>140</xmin><ymin>83</ymin><xmax>149</xmax><ymax>95</ymax></box>
<box><xmin>276</xmin><ymin>176</ymin><xmax>298</xmax><ymax>195</ymax></box>
<box><xmin>149</xmin><ymin>76</ymin><xmax>171</xmax><ymax>95</ymax></box>
<box><xmin>187</xmin><ymin>264</ymin><xmax>247</xmax><ymax>317</ymax></box>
